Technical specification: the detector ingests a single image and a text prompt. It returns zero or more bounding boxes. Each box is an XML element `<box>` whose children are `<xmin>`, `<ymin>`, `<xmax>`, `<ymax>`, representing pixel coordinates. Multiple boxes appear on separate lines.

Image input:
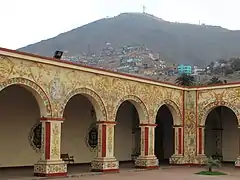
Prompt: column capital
<box><xmin>97</xmin><ymin>121</ymin><xmax>117</xmax><ymax>125</ymax></box>
<box><xmin>172</xmin><ymin>125</ymin><xmax>182</xmax><ymax>128</ymax></box>
<box><xmin>139</xmin><ymin>123</ymin><xmax>157</xmax><ymax>127</ymax></box>
<box><xmin>40</xmin><ymin>117</ymin><xmax>64</xmax><ymax>122</ymax></box>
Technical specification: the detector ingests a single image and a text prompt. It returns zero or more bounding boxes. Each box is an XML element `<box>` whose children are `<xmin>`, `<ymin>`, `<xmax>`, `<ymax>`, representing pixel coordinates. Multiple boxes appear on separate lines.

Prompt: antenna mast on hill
<box><xmin>143</xmin><ymin>5</ymin><xmax>146</xmax><ymax>13</ymax></box>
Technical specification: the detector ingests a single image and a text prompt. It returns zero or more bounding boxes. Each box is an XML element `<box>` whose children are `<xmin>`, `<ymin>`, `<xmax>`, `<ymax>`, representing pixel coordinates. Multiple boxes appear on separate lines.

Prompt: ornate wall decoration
<box><xmin>5</xmin><ymin>49</ymin><xmax>240</xmax><ymax>167</ymax></box>
<box><xmin>197</xmin><ymin>88</ymin><xmax>240</xmax><ymax>126</ymax></box>
<box><xmin>112</xmin><ymin>95</ymin><xmax>149</xmax><ymax>123</ymax></box>
<box><xmin>60</xmin><ymin>87</ymin><xmax>107</xmax><ymax>121</ymax></box>
<box><xmin>85</xmin><ymin>123</ymin><xmax>98</xmax><ymax>152</ymax></box>
<box><xmin>0</xmin><ymin>56</ymin><xmax>14</xmax><ymax>82</ymax></box>
<box><xmin>183</xmin><ymin>91</ymin><xmax>197</xmax><ymax>163</ymax></box>
<box><xmin>108</xmin><ymin>125</ymin><xmax>113</xmax><ymax>154</ymax></box>
<box><xmin>49</xmin><ymin>73</ymin><xmax>65</xmax><ymax>101</ymax></box>
<box><xmin>198</xmin><ymin>101</ymin><xmax>240</xmax><ymax>126</ymax></box>
<box><xmin>0</xmin><ymin>77</ymin><xmax>52</xmax><ymax>117</ymax></box>
<box><xmin>28</xmin><ymin>62</ymin><xmax>51</xmax><ymax>83</ymax></box>
<box><xmin>153</xmin><ymin>99</ymin><xmax>182</xmax><ymax>125</ymax></box>
<box><xmin>29</xmin><ymin>122</ymin><xmax>42</xmax><ymax>153</ymax></box>
<box><xmin>51</xmin><ymin>123</ymin><xmax>60</xmax><ymax>159</ymax></box>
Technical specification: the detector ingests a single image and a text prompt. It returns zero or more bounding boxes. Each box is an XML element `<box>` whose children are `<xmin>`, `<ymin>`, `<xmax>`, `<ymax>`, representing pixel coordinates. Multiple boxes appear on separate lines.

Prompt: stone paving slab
<box><xmin>4</xmin><ymin>166</ymin><xmax>240</xmax><ymax>180</ymax></box>
<box><xmin>5</xmin><ymin>168</ymin><xmax>153</xmax><ymax>180</ymax></box>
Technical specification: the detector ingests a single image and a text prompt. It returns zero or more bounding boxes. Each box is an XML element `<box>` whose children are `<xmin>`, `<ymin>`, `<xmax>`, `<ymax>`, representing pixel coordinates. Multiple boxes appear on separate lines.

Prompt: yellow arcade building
<box><xmin>0</xmin><ymin>47</ymin><xmax>240</xmax><ymax>177</ymax></box>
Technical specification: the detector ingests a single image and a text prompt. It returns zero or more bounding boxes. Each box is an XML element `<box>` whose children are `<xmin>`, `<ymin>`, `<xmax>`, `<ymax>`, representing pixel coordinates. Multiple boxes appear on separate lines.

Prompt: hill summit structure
<box><xmin>18</xmin><ymin>13</ymin><xmax>240</xmax><ymax>66</ymax></box>
<box><xmin>0</xmin><ymin>47</ymin><xmax>240</xmax><ymax>177</ymax></box>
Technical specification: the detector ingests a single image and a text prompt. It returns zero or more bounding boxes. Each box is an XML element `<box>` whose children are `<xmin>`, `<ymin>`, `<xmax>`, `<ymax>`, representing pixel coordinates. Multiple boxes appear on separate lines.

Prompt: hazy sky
<box><xmin>0</xmin><ymin>0</ymin><xmax>239</xmax><ymax>49</ymax></box>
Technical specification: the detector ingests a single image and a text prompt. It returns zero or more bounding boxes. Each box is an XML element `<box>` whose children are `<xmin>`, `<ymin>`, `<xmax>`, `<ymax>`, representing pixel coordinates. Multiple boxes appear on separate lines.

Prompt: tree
<box><xmin>207</xmin><ymin>77</ymin><xmax>223</xmax><ymax>85</ymax></box>
<box><xmin>230</xmin><ymin>58</ymin><xmax>240</xmax><ymax>71</ymax></box>
<box><xmin>209</xmin><ymin>61</ymin><xmax>215</xmax><ymax>72</ymax></box>
<box><xmin>175</xmin><ymin>73</ymin><xmax>195</xmax><ymax>86</ymax></box>
<box><xmin>206</xmin><ymin>157</ymin><xmax>221</xmax><ymax>172</ymax></box>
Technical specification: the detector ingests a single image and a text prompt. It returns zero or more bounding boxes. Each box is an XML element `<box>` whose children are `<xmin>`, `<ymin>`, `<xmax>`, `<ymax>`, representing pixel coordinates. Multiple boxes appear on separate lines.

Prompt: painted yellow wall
<box><xmin>0</xmin><ymin>85</ymin><xmax>40</xmax><ymax>167</ymax></box>
<box><xmin>0</xmin><ymin>53</ymin><xmax>184</xmax><ymax>125</ymax></box>
<box><xmin>1</xmin><ymin>50</ymin><xmax>240</xmax><ymax>166</ymax></box>
<box><xmin>0</xmin><ymin>90</ymin><xmax>142</xmax><ymax>167</ymax></box>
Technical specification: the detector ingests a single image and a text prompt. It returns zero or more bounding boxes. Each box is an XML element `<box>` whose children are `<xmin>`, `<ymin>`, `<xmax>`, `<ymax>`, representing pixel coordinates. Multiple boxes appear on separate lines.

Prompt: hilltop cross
<box><xmin>143</xmin><ymin>5</ymin><xmax>146</xmax><ymax>13</ymax></box>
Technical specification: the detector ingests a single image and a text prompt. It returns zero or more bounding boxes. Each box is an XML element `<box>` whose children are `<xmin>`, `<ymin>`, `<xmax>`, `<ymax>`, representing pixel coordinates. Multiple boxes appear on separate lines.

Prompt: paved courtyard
<box><xmin>2</xmin><ymin>165</ymin><xmax>240</xmax><ymax>180</ymax></box>
<box><xmin>54</xmin><ymin>167</ymin><xmax>240</xmax><ymax>180</ymax></box>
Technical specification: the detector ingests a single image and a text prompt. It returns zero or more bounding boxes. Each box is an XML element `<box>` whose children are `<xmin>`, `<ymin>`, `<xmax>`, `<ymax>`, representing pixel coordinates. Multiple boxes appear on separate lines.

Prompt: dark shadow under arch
<box><xmin>155</xmin><ymin>105</ymin><xmax>174</xmax><ymax>164</ymax></box>
<box><xmin>0</xmin><ymin>84</ymin><xmax>42</xmax><ymax>168</ymax></box>
<box><xmin>61</xmin><ymin>94</ymin><xmax>100</xmax><ymax>166</ymax></box>
<box><xmin>61</xmin><ymin>88</ymin><xmax>107</xmax><ymax>121</ymax></box>
<box><xmin>114</xmin><ymin>95</ymin><xmax>149</xmax><ymax>124</ymax></box>
<box><xmin>0</xmin><ymin>78</ymin><xmax>51</xmax><ymax>117</ymax></box>
<box><xmin>115</xmin><ymin>100</ymin><xmax>141</xmax><ymax>167</ymax></box>
<box><xmin>205</xmin><ymin>106</ymin><xmax>238</xmax><ymax>162</ymax></box>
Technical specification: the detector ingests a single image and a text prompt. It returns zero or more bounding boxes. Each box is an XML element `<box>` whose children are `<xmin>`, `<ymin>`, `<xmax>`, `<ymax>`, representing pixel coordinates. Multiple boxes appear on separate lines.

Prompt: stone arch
<box><xmin>199</xmin><ymin>101</ymin><xmax>240</xmax><ymax>126</ymax></box>
<box><xmin>61</xmin><ymin>87</ymin><xmax>107</xmax><ymax>121</ymax></box>
<box><xmin>113</xmin><ymin>95</ymin><xmax>149</xmax><ymax>124</ymax></box>
<box><xmin>0</xmin><ymin>77</ymin><xmax>52</xmax><ymax>117</ymax></box>
<box><xmin>154</xmin><ymin>99</ymin><xmax>182</xmax><ymax>125</ymax></box>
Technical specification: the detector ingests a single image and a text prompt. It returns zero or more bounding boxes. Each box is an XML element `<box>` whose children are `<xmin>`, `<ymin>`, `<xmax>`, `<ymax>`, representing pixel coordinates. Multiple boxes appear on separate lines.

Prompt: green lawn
<box><xmin>195</xmin><ymin>171</ymin><xmax>227</xmax><ymax>176</ymax></box>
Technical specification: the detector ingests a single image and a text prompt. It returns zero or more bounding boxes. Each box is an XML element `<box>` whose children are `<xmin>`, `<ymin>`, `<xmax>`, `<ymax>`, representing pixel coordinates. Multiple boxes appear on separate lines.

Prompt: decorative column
<box><xmin>135</xmin><ymin>124</ymin><xmax>159</xmax><ymax>169</ymax></box>
<box><xmin>169</xmin><ymin>125</ymin><xmax>183</xmax><ymax>164</ymax></box>
<box><xmin>197</xmin><ymin>125</ymin><xmax>205</xmax><ymax>156</ymax></box>
<box><xmin>196</xmin><ymin>125</ymin><xmax>208</xmax><ymax>164</ymax></box>
<box><xmin>235</xmin><ymin>126</ymin><xmax>240</xmax><ymax>167</ymax></box>
<box><xmin>91</xmin><ymin>121</ymin><xmax>119</xmax><ymax>172</ymax></box>
<box><xmin>34</xmin><ymin>117</ymin><xmax>67</xmax><ymax>177</ymax></box>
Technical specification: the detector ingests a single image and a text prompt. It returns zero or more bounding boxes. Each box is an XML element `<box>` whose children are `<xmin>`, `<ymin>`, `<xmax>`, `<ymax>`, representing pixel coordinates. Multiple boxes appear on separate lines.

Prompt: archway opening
<box><xmin>155</xmin><ymin>105</ymin><xmax>174</xmax><ymax>165</ymax></box>
<box><xmin>115</xmin><ymin>100</ymin><xmax>141</xmax><ymax>168</ymax></box>
<box><xmin>61</xmin><ymin>94</ymin><xmax>101</xmax><ymax>170</ymax></box>
<box><xmin>0</xmin><ymin>85</ymin><xmax>43</xmax><ymax>169</ymax></box>
<box><xmin>205</xmin><ymin>106</ymin><xmax>238</xmax><ymax>163</ymax></box>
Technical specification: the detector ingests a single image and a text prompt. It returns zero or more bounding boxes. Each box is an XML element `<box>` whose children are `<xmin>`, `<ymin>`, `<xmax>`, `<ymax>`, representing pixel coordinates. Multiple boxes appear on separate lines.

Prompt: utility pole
<box><xmin>87</xmin><ymin>44</ymin><xmax>91</xmax><ymax>56</ymax></box>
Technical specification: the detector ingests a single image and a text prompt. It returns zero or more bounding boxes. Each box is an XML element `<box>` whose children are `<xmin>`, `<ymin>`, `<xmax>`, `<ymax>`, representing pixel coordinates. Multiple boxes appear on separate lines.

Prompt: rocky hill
<box><xmin>18</xmin><ymin>13</ymin><xmax>240</xmax><ymax>66</ymax></box>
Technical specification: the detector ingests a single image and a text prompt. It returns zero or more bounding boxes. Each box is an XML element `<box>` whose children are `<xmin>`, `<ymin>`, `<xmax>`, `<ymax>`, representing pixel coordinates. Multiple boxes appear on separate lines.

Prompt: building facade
<box><xmin>0</xmin><ymin>48</ymin><xmax>240</xmax><ymax>177</ymax></box>
<box><xmin>177</xmin><ymin>64</ymin><xmax>192</xmax><ymax>75</ymax></box>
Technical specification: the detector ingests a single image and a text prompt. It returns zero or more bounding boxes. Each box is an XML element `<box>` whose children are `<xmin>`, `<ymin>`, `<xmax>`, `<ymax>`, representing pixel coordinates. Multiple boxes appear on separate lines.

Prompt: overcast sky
<box><xmin>0</xmin><ymin>0</ymin><xmax>239</xmax><ymax>49</ymax></box>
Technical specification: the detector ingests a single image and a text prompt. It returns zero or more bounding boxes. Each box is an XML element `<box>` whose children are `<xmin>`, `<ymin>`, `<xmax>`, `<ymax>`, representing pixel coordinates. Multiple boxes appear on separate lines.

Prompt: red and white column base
<box><xmin>169</xmin><ymin>126</ymin><xmax>184</xmax><ymax>164</ymax></box>
<box><xmin>34</xmin><ymin>117</ymin><xmax>67</xmax><ymax>177</ymax></box>
<box><xmin>91</xmin><ymin>157</ymin><xmax>119</xmax><ymax>172</ymax></box>
<box><xmin>34</xmin><ymin>160</ymin><xmax>67</xmax><ymax>177</ymax></box>
<box><xmin>195</xmin><ymin>126</ymin><xmax>208</xmax><ymax>165</ymax></box>
<box><xmin>91</xmin><ymin>121</ymin><xmax>119</xmax><ymax>172</ymax></box>
<box><xmin>169</xmin><ymin>154</ymin><xmax>184</xmax><ymax>164</ymax></box>
<box><xmin>196</xmin><ymin>154</ymin><xmax>208</xmax><ymax>164</ymax></box>
<box><xmin>135</xmin><ymin>156</ymin><xmax>159</xmax><ymax>169</ymax></box>
<box><xmin>235</xmin><ymin>157</ymin><xmax>240</xmax><ymax>167</ymax></box>
<box><xmin>135</xmin><ymin>124</ymin><xmax>159</xmax><ymax>169</ymax></box>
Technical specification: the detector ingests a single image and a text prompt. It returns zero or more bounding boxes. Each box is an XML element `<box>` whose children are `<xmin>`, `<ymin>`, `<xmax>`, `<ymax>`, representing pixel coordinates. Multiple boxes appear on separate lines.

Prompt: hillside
<box><xmin>18</xmin><ymin>13</ymin><xmax>240</xmax><ymax>66</ymax></box>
